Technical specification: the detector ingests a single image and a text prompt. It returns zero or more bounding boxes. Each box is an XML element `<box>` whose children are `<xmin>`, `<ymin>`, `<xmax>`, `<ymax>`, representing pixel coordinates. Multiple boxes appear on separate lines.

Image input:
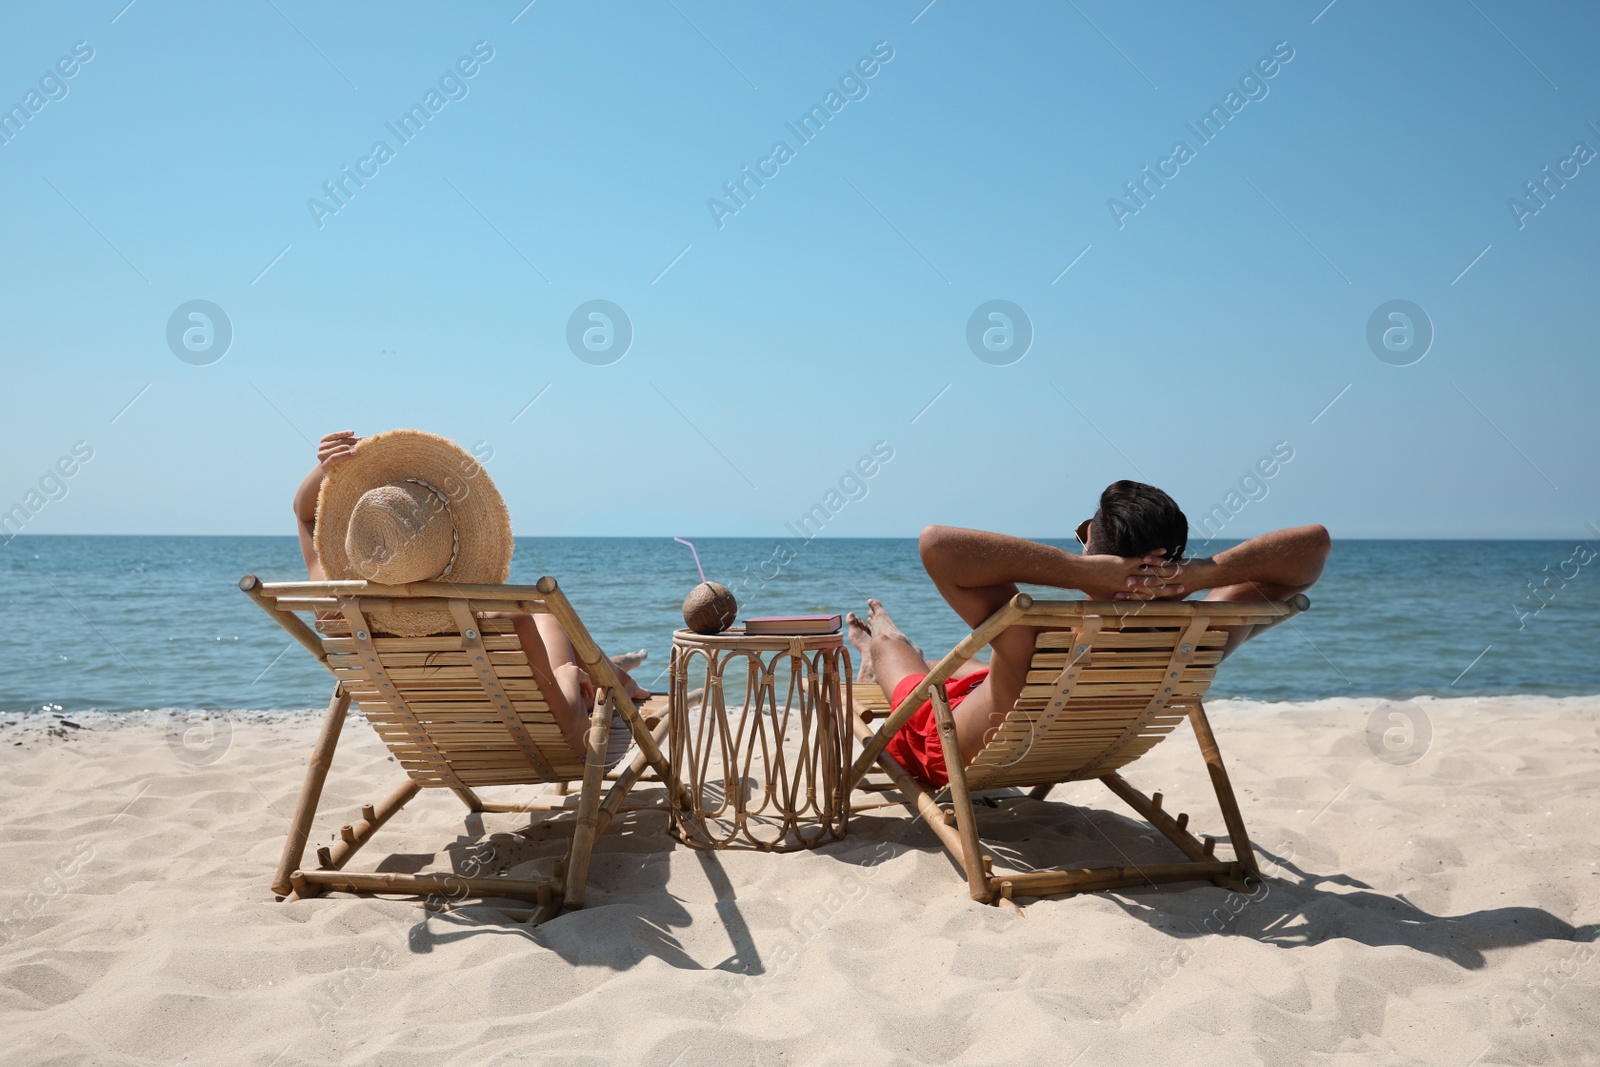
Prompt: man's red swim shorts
<box><xmin>882</xmin><ymin>669</ymin><xmax>990</xmax><ymax>788</ymax></box>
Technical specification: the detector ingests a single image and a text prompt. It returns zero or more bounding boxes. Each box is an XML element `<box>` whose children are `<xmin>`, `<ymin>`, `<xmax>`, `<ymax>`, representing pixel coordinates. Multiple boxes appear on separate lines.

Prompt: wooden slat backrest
<box><xmin>964</xmin><ymin>599</ymin><xmax>1299</xmax><ymax>790</ymax></box>
<box><xmin>254</xmin><ymin>581</ymin><xmax>587</xmax><ymax>786</ymax></box>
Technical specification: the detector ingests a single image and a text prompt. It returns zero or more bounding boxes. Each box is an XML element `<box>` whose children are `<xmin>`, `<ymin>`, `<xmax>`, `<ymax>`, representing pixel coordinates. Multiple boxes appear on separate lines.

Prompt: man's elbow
<box><xmin>1305</xmin><ymin>524</ymin><xmax>1331</xmax><ymax>558</ymax></box>
<box><xmin>1296</xmin><ymin>524</ymin><xmax>1332</xmax><ymax>575</ymax></box>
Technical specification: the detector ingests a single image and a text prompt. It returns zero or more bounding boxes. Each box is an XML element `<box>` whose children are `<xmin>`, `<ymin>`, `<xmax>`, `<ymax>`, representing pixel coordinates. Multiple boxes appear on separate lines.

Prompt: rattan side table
<box><xmin>668</xmin><ymin>627</ymin><xmax>852</xmax><ymax>851</ymax></box>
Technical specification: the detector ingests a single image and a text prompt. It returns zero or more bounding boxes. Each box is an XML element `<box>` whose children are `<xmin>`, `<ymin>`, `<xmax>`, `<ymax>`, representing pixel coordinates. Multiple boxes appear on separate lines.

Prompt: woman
<box><xmin>293</xmin><ymin>428</ymin><xmax>649</xmax><ymax>760</ymax></box>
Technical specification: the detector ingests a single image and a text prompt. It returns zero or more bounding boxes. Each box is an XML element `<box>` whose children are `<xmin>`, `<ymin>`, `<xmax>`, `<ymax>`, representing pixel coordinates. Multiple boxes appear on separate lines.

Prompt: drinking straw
<box><xmin>674</xmin><ymin>537</ymin><xmax>707</xmax><ymax>585</ymax></box>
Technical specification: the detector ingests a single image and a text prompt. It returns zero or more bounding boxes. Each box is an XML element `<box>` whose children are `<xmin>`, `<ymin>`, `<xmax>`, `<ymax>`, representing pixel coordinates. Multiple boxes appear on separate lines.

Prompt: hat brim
<box><xmin>314</xmin><ymin>429</ymin><xmax>512</xmax><ymax>636</ymax></box>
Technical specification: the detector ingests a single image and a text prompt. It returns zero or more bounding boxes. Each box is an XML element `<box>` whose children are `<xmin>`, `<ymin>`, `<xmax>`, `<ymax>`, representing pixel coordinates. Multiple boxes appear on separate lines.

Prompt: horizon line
<box><xmin>3</xmin><ymin>533</ymin><xmax>1591</xmax><ymax>543</ymax></box>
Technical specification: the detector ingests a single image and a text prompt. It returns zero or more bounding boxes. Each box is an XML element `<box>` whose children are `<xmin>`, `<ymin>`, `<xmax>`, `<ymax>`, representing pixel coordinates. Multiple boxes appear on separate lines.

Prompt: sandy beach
<box><xmin>4</xmin><ymin>0</ymin><xmax>1596</xmax><ymax>1061</ymax></box>
<box><xmin>2</xmin><ymin>694</ymin><xmax>1595</xmax><ymax>1066</ymax></box>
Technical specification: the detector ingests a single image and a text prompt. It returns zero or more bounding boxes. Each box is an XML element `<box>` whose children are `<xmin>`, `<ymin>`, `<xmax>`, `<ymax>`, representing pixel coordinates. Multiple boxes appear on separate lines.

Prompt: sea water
<box><xmin>2</xmin><ymin>536</ymin><xmax>1597</xmax><ymax>712</ymax></box>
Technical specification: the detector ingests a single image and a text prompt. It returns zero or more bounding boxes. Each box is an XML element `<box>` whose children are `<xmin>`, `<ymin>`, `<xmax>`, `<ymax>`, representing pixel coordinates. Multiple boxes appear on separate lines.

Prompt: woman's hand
<box><xmin>555</xmin><ymin>662</ymin><xmax>595</xmax><ymax>709</ymax></box>
<box><xmin>316</xmin><ymin>430</ymin><xmax>360</xmax><ymax>472</ymax></box>
<box><xmin>294</xmin><ymin>432</ymin><xmax>361</xmax><ymax>525</ymax></box>
<box><xmin>294</xmin><ymin>431</ymin><xmax>362</xmax><ymax>527</ymax></box>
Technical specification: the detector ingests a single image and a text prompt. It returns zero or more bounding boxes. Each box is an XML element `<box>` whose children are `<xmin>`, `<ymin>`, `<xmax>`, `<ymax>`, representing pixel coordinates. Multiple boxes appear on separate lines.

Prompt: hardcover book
<box><xmin>742</xmin><ymin>614</ymin><xmax>842</xmax><ymax>635</ymax></box>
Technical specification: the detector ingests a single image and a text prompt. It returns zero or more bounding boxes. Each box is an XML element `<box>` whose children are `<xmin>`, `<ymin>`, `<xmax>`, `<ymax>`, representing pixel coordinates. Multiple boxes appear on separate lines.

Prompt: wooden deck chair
<box><xmin>848</xmin><ymin>593</ymin><xmax>1309</xmax><ymax>904</ymax></box>
<box><xmin>240</xmin><ymin>574</ymin><xmax>677</xmax><ymax>920</ymax></box>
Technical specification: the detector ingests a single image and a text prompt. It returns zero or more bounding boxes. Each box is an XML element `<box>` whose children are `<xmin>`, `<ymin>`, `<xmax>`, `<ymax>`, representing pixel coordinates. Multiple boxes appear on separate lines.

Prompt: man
<box><xmin>847</xmin><ymin>479</ymin><xmax>1329</xmax><ymax>787</ymax></box>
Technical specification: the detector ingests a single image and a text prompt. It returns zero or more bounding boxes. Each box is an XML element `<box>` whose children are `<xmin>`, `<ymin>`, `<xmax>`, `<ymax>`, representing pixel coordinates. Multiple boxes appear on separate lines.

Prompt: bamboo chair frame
<box><xmin>240</xmin><ymin>574</ymin><xmax>677</xmax><ymax>920</ymax></box>
<box><xmin>848</xmin><ymin>593</ymin><xmax>1309</xmax><ymax>904</ymax></box>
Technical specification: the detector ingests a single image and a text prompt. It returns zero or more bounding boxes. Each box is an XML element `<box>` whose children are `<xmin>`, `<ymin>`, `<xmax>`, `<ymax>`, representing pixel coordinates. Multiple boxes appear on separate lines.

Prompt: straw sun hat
<box><xmin>314</xmin><ymin>429</ymin><xmax>511</xmax><ymax>636</ymax></box>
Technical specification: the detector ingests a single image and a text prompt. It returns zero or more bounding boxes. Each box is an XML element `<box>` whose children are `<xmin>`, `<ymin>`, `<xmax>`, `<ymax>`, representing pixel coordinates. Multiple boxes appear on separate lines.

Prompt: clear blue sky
<box><xmin>3</xmin><ymin>0</ymin><xmax>1596</xmax><ymax>541</ymax></box>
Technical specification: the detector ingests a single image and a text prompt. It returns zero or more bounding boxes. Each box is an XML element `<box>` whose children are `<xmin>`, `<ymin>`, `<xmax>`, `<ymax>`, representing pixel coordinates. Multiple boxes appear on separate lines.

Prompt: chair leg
<box><xmin>1188</xmin><ymin>700</ymin><xmax>1261</xmax><ymax>880</ymax></box>
<box><xmin>929</xmin><ymin>687</ymin><xmax>993</xmax><ymax>904</ymax></box>
<box><xmin>1100</xmin><ymin>772</ymin><xmax>1210</xmax><ymax>862</ymax></box>
<box><xmin>1028</xmin><ymin>784</ymin><xmax>1053</xmax><ymax>801</ymax></box>
<box><xmin>312</xmin><ymin>780</ymin><xmax>421</xmax><ymax>874</ymax></box>
<box><xmin>848</xmin><ymin>713</ymin><xmax>971</xmax><ymax>861</ymax></box>
<box><xmin>272</xmin><ymin>686</ymin><xmax>349</xmax><ymax>897</ymax></box>
<box><xmin>563</xmin><ymin>689</ymin><xmax>615</xmax><ymax>910</ymax></box>
<box><xmin>451</xmin><ymin>785</ymin><xmax>485</xmax><ymax>811</ymax></box>
<box><xmin>594</xmin><ymin>711</ymin><xmax>674</xmax><ymax>837</ymax></box>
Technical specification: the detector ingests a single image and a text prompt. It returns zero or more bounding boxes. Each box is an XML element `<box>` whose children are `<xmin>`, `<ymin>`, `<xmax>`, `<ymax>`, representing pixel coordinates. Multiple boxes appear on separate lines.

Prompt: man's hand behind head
<box><xmin>1077</xmin><ymin>552</ymin><xmax>1183</xmax><ymax>601</ymax></box>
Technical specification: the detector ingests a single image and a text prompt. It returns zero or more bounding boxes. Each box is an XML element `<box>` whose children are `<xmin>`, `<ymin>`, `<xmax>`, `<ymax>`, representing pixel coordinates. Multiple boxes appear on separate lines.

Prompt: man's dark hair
<box><xmin>1088</xmin><ymin>480</ymin><xmax>1188</xmax><ymax>560</ymax></box>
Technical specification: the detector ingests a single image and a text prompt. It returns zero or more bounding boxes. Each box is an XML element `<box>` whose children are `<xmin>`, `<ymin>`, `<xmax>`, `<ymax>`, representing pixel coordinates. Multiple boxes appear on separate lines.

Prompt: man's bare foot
<box><xmin>866</xmin><ymin>599</ymin><xmax>925</xmax><ymax>660</ymax></box>
<box><xmin>845</xmin><ymin>611</ymin><xmax>876</xmax><ymax>684</ymax></box>
<box><xmin>864</xmin><ymin>598</ymin><xmax>900</xmax><ymax>638</ymax></box>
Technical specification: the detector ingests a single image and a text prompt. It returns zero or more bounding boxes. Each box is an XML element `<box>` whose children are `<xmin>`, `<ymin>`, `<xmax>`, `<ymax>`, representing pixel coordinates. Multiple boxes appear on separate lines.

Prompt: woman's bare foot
<box><xmin>610</xmin><ymin>649</ymin><xmax>648</xmax><ymax>672</ymax></box>
<box><xmin>605</xmin><ymin>650</ymin><xmax>652</xmax><ymax>700</ymax></box>
<box><xmin>845</xmin><ymin>611</ymin><xmax>876</xmax><ymax>683</ymax></box>
<box><xmin>608</xmin><ymin>664</ymin><xmax>651</xmax><ymax>702</ymax></box>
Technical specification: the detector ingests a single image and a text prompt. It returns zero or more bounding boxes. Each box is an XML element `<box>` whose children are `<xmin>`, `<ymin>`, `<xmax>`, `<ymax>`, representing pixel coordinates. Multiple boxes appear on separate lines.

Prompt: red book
<box><xmin>742</xmin><ymin>614</ymin><xmax>842</xmax><ymax>635</ymax></box>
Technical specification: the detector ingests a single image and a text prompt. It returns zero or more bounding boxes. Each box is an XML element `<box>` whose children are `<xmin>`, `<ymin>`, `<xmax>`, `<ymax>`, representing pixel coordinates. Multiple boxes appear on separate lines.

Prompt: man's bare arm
<box><xmin>919</xmin><ymin>525</ymin><xmax>1168</xmax><ymax>627</ymax></box>
<box><xmin>1142</xmin><ymin>524</ymin><xmax>1330</xmax><ymax>657</ymax></box>
<box><xmin>1174</xmin><ymin>524</ymin><xmax>1330</xmax><ymax>601</ymax></box>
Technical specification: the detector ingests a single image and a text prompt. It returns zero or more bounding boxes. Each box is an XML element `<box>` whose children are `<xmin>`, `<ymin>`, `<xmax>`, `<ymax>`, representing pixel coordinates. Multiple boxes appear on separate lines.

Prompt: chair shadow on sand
<box><xmin>971</xmin><ymin>798</ymin><xmax>1596</xmax><ymax>969</ymax></box>
<box><xmin>372</xmin><ymin>789</ymin><xmax>1595</xmax><ymax>973</ymax></box>
<box><xmin>367</xmin><ymin>791</ymin><xmax>765</xmax><ymax>971</ymax></box>
<box><xmin>1120</xmin><ymin>844</ymin><xmax>1598</xmax><ymax>969</ymax></box>
<box><xmin>517</xmin><ymin>783</ymin><xmax>770</xmax><ymax>974</ymax></box>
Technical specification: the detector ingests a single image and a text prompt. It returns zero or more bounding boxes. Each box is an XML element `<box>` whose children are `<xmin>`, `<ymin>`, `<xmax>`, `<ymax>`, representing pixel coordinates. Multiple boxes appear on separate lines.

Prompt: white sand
<box><xmin>2</xmin><ymin>695</ymin><xmax>1597</xmax><ymax>1066</ymax></box>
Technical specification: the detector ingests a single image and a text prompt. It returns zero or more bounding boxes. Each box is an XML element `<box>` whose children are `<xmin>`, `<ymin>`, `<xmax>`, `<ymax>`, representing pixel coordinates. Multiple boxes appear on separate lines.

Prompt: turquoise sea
<box><xmin>2</xmin><ymin>536</ymin><xmax>1597</xmax><ymax>713</ymax></box>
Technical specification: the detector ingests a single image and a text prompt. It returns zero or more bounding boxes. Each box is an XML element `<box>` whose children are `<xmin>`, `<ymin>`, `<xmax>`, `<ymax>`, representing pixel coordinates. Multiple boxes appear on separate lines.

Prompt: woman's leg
<box><xmin>510</xmin><ymin>613</ymin><xmax>652</xmax><ymax>760</ymax></box>
<box><xmin>511</xmin><ymin>613</ymin><xmax>591</xmax><ymax>758</ymax></box>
